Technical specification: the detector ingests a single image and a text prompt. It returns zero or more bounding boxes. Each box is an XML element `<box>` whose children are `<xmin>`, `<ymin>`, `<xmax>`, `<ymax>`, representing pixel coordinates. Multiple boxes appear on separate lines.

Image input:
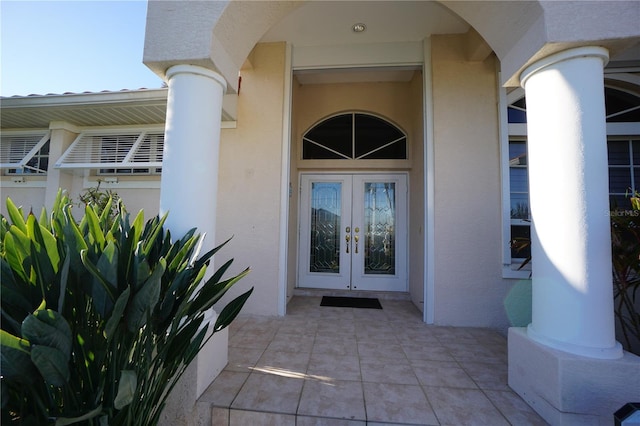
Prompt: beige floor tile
<box><xmin>360</xmin><ymin>358</ymin><xmax>419</xmax><ymax>385</ymax></box>
<box><xmin>225</xmin><ymin>346</ymin><xmax>264</xmax><ymax>372</ymax></box>
<box><xmin>424</xmin><ymin>386</ymin><xmax>510</xmax><ymax>426</ymax></box>
<box><xmin>307</xmin><ymin>352</ymin><xmax>361</xmax><ymax>381</ymax></box>
<box><xmin>298</xmin><ymin>379</ymin><xmax>366</xmax><ymax>421</ymax></box>
<box><xmin>357</xmin><ymin>341</ymin><xmax>406</xmax><ymax>359</ymax></box>
<box><xmin>412</xmin><ymin>361</ymin><xmax>477</xmax><ymax>389</ymax></box>
<box><xmin>231</xmin><ymin>372</ymin><xmax>304</xmax><ymax>414</ymax></box>
<box><xmin>253</xmin><ymin>349</ymin><xmax>310</xmax><ymax>376</ymax></box>
<box><xmin>484</xmin><ymin>390</ymin><xmax>550</xmax><ymax>426</ymax></box>
<box><xmin>212</xmin><ymin>407</ymin><xmax>229</xmax><ymax>426</ymax></box>
<box><xmin>229</xmin><ymin>409</ymin><xmax>296</xmax><ymax>426</ymax></box>
<box><xmin>402</xmin><ymin>343</ymin><xmax>454</xmax><ymax>361</ymax></box>
<box><xmin>459</xmin><ymin>361</ymin><xmax>510</xmax><ymax>391</ymax></box>
<box><xmin>363</xmin><ymin>382</ymin><xmax>439</xmax><ymax>425</ymax></box>
<box><xmin>267</xmin><ymin>332</ymin><xmax>315</xmax><ymax>353</ymax></box>
<box><xmin>296</xmin><ymin>415</ymin><xmax>366</xmax><ymax>425</ymax></box>
<box><xmin>313</xmin><ymin>335</ymin><xmax>359</xmax><ymax>356</ymax></box>
<box><xmin>199</xmin><ymin>370</ymin><xmax>249</xmax><ymax>407</ymax></box>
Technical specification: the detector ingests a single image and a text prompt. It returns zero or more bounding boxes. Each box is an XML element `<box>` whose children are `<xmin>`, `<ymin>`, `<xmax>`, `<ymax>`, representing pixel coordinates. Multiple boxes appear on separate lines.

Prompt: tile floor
<box><xmin>198</xmin><ymin>296</ymin><xmax>548</xmax><ymax>425</ymax></box>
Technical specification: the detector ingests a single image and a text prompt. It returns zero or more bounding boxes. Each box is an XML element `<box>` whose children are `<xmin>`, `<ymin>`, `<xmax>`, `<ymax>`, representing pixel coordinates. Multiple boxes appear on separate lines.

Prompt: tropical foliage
<box><xmin>1</xmin><ymin>191</ymin><xmax>252</xmax><ymax>425</ymax></box>
<box><xmin>611</xmin><ymin>194</ymin><xmax>640</xmax><ymax>354</ymax></box>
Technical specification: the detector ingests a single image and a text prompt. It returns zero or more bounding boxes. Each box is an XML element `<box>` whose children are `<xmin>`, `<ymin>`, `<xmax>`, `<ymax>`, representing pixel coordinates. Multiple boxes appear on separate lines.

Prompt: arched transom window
<box><xmin>302</xmin><ymin>113</ymin><xmax>407</xmax><ymax>160</ymax></box>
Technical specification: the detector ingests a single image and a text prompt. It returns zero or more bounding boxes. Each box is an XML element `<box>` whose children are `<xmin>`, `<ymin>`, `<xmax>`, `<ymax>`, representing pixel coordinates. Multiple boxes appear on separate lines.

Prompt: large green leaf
<box><xmin>5</xmin><ymin>198</ymin><xmax>26</xmax><ymax>234</ymax></box>
<box><xmin>92</xmin><ymin>241</ymin><xmax>119</xmax><ymax>316</ymax></box>
<box><xmin>114</xmin><ymin>370</ymin><xmax>137</xmax><ymax>410</ymax></box>
<box><xmin>126</xmin><ymin>258</ymin><xmax>165</xmax><ymax>331</ymax></box>
<box><xmin>213</xmin><ymin>287</ymin><xmax>254</xmax><ymax>333</ymax></box>
<box><xmin>85</xmin><ymin>205</ymin><xmax>106</xmax><ymax>249</ymax></box>
<box><xmin>0</xmin><ymin>330</ymin><xmax>34</xmax><ymax>379</ymax></box>
<box><xmin>81</xmin><ymin>250</ymin><xmax>115</xmax><ymax>305</ymax></box>
<box><xmin>105</xmin><ymin>286</ymin><xmax>130</xmax><ymax>341</ymax></box>
<box><xmin>22</xmin><ymin>309</ymin><xmax>72</xmax><ymax>358</ymax></box>
<box><xmin>31</xmin><ymin>345</ymin><xmax>69</xmax><ymax>386</ymax></box>
<box><xmin>187</xmin><ymin>267</ymin><xmax>250</xmax><ymax>317</ymax></box>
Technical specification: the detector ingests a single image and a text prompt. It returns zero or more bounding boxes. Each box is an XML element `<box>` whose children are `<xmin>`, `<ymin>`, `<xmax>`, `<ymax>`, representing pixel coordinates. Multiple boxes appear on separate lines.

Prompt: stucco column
<box><xmin>520</xmin><ymin>47</ymin><xmax>622</xmax><ymax>359</ymax></box>
<box><xmin>160</xmin><ymin>64</ymin><xmax>226</xmax><ymax>244</ymax></box>
<box><xmin>158</xmin><ymin>65</ymin><xmax>228</xmax><ymax>410</ymax></box>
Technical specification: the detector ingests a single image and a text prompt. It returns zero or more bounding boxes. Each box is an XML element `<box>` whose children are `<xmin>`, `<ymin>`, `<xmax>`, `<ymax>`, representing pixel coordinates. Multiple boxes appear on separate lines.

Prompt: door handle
<box><xmin>354</xmin><ymin>227</ymin><xmax>360</xmax><ymax>254</ymax></box>
<box><xmin>344</xmin><ymin>230</ymin><xmax>351</xmax><ymax>253</ymax></box>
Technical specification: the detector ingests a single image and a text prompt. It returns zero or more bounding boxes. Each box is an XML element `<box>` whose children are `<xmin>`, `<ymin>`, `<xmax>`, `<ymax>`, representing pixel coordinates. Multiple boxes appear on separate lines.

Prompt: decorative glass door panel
<box><xmin>299</xmin><ymin>174</ymin><xmax>407</xmax><ymax>292</ymax></box>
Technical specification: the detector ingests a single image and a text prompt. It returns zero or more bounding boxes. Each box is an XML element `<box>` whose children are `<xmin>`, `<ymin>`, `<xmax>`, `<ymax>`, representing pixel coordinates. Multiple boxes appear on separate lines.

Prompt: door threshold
<box><xmin>293</xmin><ymin>287</ymin><xmax>411</xmax><ymax>301</ymax></box>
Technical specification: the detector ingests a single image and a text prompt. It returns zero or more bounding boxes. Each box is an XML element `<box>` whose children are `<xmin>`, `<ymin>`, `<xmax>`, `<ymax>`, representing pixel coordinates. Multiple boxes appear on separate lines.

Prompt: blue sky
<box><xmin>1</xmin><ymin>1</ymin><xmax>164</xmax><ymax>97</ymax></box>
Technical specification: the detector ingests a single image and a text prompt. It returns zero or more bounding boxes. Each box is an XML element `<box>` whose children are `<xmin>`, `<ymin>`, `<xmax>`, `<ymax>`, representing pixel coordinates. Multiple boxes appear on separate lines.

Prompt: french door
<box><xmin>298</xmin><ymin>173</ymin><xmax>407</xmax><ymax>292</ymax></box>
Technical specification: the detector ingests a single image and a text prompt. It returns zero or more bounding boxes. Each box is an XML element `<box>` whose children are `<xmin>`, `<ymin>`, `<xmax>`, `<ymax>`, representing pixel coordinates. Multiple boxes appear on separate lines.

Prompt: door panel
<box><xmin>299</xmin><ymin>173</ymin><xmax>407</xmax><ymax>292</ymax></box>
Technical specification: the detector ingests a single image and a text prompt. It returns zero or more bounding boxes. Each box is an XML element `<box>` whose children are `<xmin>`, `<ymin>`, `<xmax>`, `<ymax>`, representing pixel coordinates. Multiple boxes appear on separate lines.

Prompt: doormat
<box><xmin>320</xmin><ymin>296</ymin><xmax>382</xmax><ymax>309</ymax></box>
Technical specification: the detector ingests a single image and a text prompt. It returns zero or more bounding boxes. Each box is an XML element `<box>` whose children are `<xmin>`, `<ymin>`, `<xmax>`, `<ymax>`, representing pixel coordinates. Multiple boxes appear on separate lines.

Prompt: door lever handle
<box><xmin>345</xmin><ymin>233</ymin><xmax>351</xmax><ymax>253</ymax></box>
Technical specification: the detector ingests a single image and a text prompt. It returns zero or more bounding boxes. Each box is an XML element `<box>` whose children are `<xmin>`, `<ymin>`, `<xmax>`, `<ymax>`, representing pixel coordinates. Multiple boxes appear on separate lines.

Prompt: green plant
<box><xmin>77</xmin><ymin>181</ymin><xmax>121</xmax><ymax>226</ymax></box>
<box><xmin>1</xmin><ymin>190</ymin><xmax>252</xmax><ymax>424</ymax></box>
<box><xmin>611</xmin><ymin>194</ymin><xmax>640</xmax><ymax>354</ymax></box>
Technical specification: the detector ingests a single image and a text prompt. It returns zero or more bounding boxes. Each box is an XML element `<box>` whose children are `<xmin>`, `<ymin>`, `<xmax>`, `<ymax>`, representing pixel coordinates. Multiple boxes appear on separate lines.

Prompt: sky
<box><xmin>0</xmin><ymin>1</ymin><xmax>164</xmax><ymax>97</ymax></box>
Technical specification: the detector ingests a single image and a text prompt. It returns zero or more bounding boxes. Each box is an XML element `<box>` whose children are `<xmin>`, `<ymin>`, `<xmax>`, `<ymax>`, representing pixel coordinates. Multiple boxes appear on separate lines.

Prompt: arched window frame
<box><xmin>500</xmin><ymin>77</ymin><xmax>640</xmax><ymax>278</ymax></box>
<box><xmin>301</xmin><ymin>112</ymin><xmax>408</xmax><ymax>161</ymax></box>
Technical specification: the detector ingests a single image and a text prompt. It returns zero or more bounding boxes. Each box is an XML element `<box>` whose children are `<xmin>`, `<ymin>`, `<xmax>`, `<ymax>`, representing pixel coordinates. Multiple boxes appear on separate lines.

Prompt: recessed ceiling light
<box><xmin>352</xmin><ymin>23</ymin><xmax>366</xmax><ymax>33</ymax></box>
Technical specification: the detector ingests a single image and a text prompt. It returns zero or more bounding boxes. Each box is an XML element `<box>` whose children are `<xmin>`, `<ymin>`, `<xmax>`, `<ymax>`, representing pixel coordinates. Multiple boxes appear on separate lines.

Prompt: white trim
<box><xmin>278</xmin><ymin>43</ymin><xmax>293</xmax><ymax>316</ymax></box>
<box><xmin>521</xmin><ymin>47</ymin><xmax>609</xmax><ymax>87</ymax></box>
<box><xmin>0</xmin><ymin>177</ymin><xmax>47</xmax><ymax>188</ymax></box>
<box><xmin>607</xmin><ymin>122</ymin><xmax>640</xmax><ymax>135</ymax></box>
<box><xmin>423</xmin><ymin>38</ymin><xmax>435</xmax><ymax>324</ymax></box>
<box><xmin>82</xmin><ymin>176</ymin><xmax>161</xmax><ymax>190</ymax></box>
<box><xmin>498</xmin><ymin>75</ymin><xmax>513</xmax><ymax>275</ymax></box>
<box><xmin>166</xmin><ymin>65</ymin><xmax>228</xmax><ymax>92</ymax></box>
<box><xmin>292</xmin><ymin>42</ymin><xmax>424</xmax><ymax>70</ymax></box>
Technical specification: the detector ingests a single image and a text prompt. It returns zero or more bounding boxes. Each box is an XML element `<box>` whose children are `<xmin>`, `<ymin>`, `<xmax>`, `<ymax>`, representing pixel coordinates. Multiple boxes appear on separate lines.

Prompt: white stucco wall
<box><xmin>1</xmin><ymin>183</ymin><xmax>46</xmax><ymax>217</ymax></box>
<box><xmin>215</xmin><ymin>42</ymin><xmax>287</xmax><ymax>316</ymax></box>
<box><xmin>431</xmin><ymin>34</ymin><xmax>510</xmax><ymax>330</ymax></box>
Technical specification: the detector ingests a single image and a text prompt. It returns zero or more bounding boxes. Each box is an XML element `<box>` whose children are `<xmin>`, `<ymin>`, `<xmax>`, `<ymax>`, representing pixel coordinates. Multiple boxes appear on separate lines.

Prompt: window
<box><xmin>302</xmin><ymin>113</ymin><xmax>407</xmax><ymax>160</ymax></box>
<box><xmin>57</xmin><ymin>129</ymin><xmax>164</xmax><ymax>175</ymax></box>
<box><xmin>504</xmin><ymin>85</ymin><xmax>640</xmax><ymax>272</ymax></box>
<box><xmin>0</xmin><ymin>132</ymin><xmax>50</xmax><ymax>175</ymax></box>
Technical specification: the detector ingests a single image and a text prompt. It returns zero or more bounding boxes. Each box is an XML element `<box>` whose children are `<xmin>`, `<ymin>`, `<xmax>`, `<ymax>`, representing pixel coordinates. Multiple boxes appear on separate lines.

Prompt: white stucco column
<box><xmin>160</xmin><ymin>64</ymin><xmax>226</xmax><ymax>243</ymax></box>
<box><xmin>158</xmin><ymin>65</ymin><xmax>228</xmax><ymax>410</ymax></box>
<box><xmin>520</xmin><ymin>47</ymin><xmax>622</xmax><ymax>359</ymax></box>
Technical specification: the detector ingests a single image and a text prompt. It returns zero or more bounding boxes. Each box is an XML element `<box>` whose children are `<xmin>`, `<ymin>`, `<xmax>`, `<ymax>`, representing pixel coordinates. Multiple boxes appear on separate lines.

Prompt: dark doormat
<box><xmin>320</xmin><ymin>296</ymin><xmax>382</xmax><ymax>309</ymax></box>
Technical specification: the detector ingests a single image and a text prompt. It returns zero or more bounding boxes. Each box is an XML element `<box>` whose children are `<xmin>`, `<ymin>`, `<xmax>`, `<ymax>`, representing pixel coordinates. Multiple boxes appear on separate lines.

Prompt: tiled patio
<box><xmin>198</xmin><ymin>295</ymin><xmax>548</xmax><ymax>425</ymax></box>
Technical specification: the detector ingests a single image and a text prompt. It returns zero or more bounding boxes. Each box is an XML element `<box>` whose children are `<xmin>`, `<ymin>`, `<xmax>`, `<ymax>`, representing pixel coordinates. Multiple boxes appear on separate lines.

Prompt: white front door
<box><xmin>298</xmin><ymin>173</ymin><xmax>407</xmax><ymax>292</ymax></box>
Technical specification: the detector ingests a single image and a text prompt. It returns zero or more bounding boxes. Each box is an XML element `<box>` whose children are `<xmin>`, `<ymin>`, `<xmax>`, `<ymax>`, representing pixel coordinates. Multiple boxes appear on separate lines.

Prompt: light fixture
<box><xmin>352</xmin><ymin>23</ymin><xmax>366</xmax><ymax>33</ymax></box>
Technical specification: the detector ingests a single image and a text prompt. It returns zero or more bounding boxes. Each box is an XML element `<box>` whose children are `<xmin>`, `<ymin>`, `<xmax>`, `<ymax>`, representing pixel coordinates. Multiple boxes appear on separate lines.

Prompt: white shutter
<box><xmin>56</xmin><ymin>130</ymin><xmax>164</xmax><ymax>169</ymax></box>
<box><xmin>0</xmin><ymin>131</ymin><xmax>50</xmax><ymax>168</ymax></box>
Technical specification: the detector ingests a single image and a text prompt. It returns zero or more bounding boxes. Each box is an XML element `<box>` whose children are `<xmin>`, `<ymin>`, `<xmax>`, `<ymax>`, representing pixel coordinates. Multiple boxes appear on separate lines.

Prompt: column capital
<box><xmin>520</xmin><ymin>46</ymin><xmax>609</xmax><ymax>88</ymax></box>
<box><xmin>166</xmin><ymin>64</ymin><xmax>227</xmax><ymax>92</ymax></box>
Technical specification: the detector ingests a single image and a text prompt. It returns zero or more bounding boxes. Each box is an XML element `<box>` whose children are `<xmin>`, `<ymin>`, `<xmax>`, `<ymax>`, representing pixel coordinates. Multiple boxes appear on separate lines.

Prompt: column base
<box><xmin>508</xmin><ymin>327</ymin><xmax>640</xmax><ymax>426</ymax></box>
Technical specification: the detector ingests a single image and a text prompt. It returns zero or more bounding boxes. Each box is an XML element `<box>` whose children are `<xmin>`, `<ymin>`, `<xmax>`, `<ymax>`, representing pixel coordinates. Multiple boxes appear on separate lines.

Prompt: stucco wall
<box><xmin>431</xmin><ymin>34</ymin><xmax>510</xmax><ymax>330</ymax></box>
<box><xmin>1</xmin><ymin>183</ymin><xmax>46</xmax><ymax>216</ymax></box>
<box><xmin>216</xmin><ymin>42</ymin><xmax>287</xmax><ymax>316</ymax></box>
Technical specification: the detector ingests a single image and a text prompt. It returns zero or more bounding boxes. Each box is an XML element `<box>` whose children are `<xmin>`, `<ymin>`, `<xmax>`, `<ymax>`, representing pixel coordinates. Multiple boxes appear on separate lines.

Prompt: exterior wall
<box><xmin>290</xmin><ymin>73</ymin><xmax>424</xmax><ymax>304</ymax></box>
<box><xmin>0</xmin><ymin>183</ymin><xmax>46</xmax><ymax>216</ymax></box>
<box><xmin>431</xmin><ymin>34</ymin><xmax>510</xmax><ymax>330</ymax></box>
<box><xmin>216</xmin><ymin>42</ymin><xmax>287</xmax><ymax>315</ymax></box>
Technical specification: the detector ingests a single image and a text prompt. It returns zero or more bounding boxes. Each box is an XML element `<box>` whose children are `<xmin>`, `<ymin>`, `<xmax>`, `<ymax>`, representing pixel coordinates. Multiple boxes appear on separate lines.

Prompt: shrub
<box><xmin>1</xmin><ymin>190</ymin><xmax>252</xmax><ymax>424</ymax></box>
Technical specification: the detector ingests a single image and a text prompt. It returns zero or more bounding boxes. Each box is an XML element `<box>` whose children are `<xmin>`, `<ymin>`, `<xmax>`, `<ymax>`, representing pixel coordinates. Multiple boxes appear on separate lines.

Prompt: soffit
<box><xmin>1</xmin><ymin>89</ymin><xmax>168</xmax><ymax>129</ymax></box>
<box><xmin>260</xmin><ymin>1</ymin><xmax>468</xmax><ymax>84</ymax></box>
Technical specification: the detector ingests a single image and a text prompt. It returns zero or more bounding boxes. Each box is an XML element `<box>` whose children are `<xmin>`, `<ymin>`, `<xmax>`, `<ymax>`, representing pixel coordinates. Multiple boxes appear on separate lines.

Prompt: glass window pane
<box><xmin>510</xmin><ymin>168</ymin><xmax>528</xmax><ymax>193</ymax></box>
<box><xmin>608</xmin><ymin>140</ymin><xmax>630</xmax><ymax>165</ymax></box>
<box><xmin>610</xmin><ymin>194</ymin><xmax>631</xmax><ymax>210</ymax></box>
<box><xmin>303</xmin><ymin>114</ymin><xmax>353</xmax><ymax>159</ymax></box>
<box><xmin>609</xmin><ymin>167</ymin><xmax>632</xmax><ymax>193</ymax></box>
<box><xmin>509</xmin><ymin>142</ymin><xmax>527</xmax><ymax>166</ymax></box>
<box><xmin>364</xmin><ymin>182</ymin><xmax>396</xmax><ymax>275</ymax></box>
<box><xmin>507</xmin><ymin>107</ymin><xmax>527</xmax><ymax>123</ymax></box>
<box><xmin>355</xmin><ymin>114</ymin><xmax>405</xmax><ymax>159</ymax></box>
<box><xmin>633</xmin><ymin>140</ymin><xmax>640</xmax><ymax>165</ymax></box>
<box><xmin>511</xmin><ymin>225</ymin><xmax>531</xmax><ymax>260</ymax></box>
<box><xmin>309</xmin><ymin>182</ymin><xmax>341</xmax><ymax>273</ymax></box>
<box><xmin>303</xmin><ymin>139</ymin><xmax>345</xmax><ymax>159</ymax></box>
<box><xmin>510</xmin><ymin>194</ymin><xmax>530</xmax><ymax>219</ymax></box>
<box><xmin>605</xmin><ymin>88</ymin><xmax>640</xmax><ymax>122</ymax></box>
<box><xmin>634</xmin><ymin>167</ymin><xmax>640</xmax><ymax>192</ymax></box>
<box><xmin>359</xmin><ymin>138</ymin><xmax>407</xmax><ymax>159</ymax></box>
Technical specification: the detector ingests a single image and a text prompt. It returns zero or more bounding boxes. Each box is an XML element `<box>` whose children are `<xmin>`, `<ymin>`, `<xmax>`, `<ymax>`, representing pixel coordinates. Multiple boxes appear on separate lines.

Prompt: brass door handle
<box><xmin>354</xmin><ymin>234</ymin><xmax>359</xmax><ymax>254</ymax></box>
<box><xmin>345</xmin><ymin>233</ymin><xmax>351</xmax><ymax>253</ymax></box>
